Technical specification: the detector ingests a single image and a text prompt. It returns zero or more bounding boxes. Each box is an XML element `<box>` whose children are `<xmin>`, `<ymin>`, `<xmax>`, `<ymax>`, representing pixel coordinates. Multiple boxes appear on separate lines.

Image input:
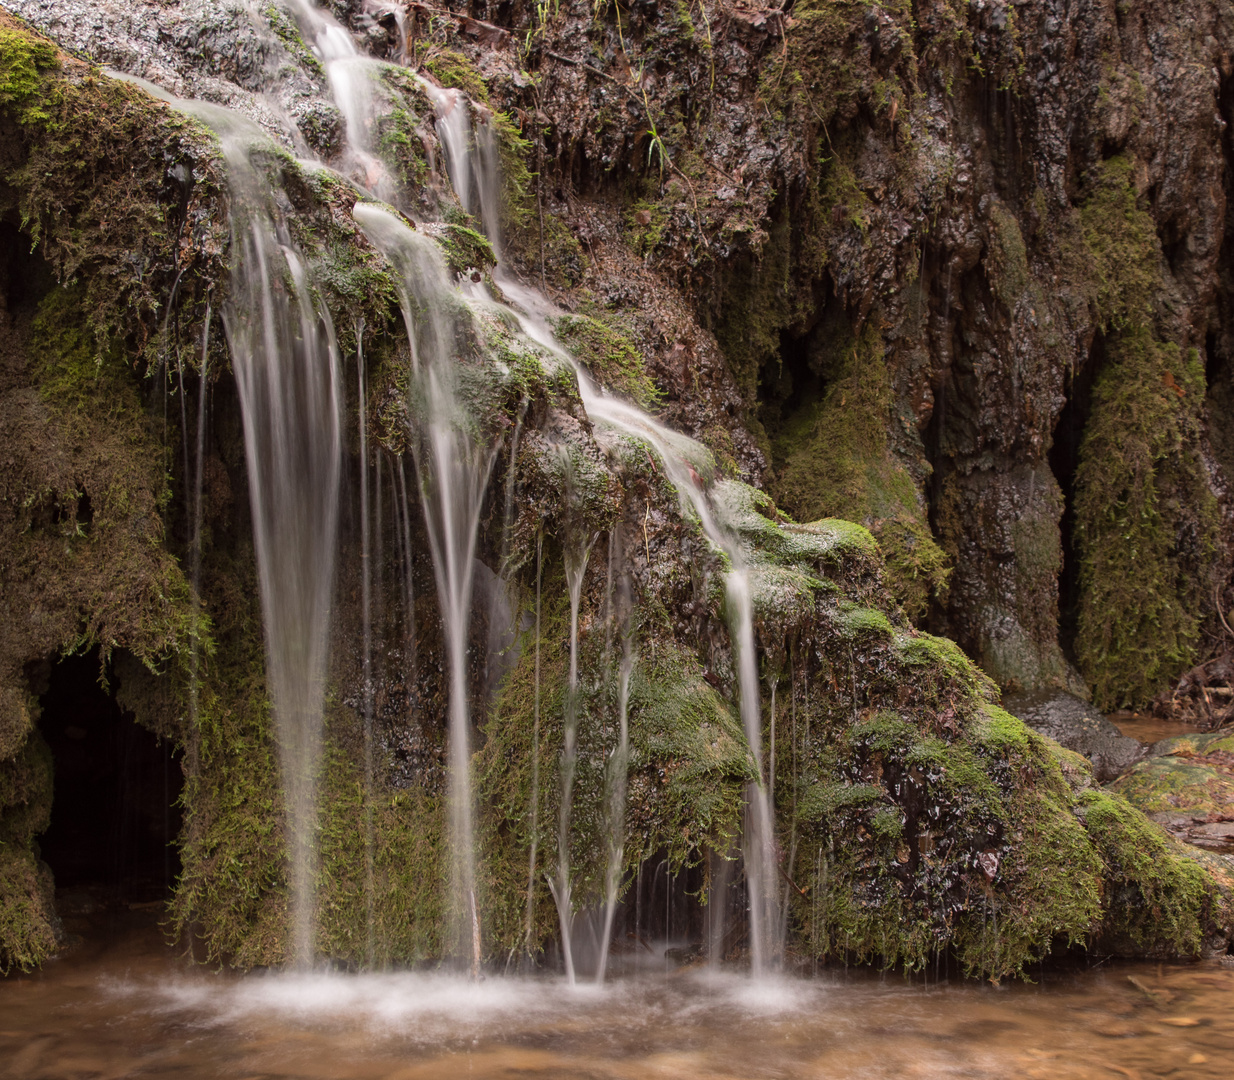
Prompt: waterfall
<box><xmin>596</xmin><ymin>640</ymin><xmax>634</xmax><ymax>984</ymax></box>
<box><xmin>171</xmin><ymin>98</ymin><xmax>345</xmax><ymax>968</ymax></box>
<box><xmin>547</xmin><ymin>527</ymin><xmax>596</xmax><ymax>985</ymax></box>
<box><xmin>148</xmin><ymin>0</ymin><xmax>781</xmax><ymax>973</ymax></box>
<box><xmin>352</xmin><ymin>203</ymin><xmax>496</xmax><ymax>974</ymax></box>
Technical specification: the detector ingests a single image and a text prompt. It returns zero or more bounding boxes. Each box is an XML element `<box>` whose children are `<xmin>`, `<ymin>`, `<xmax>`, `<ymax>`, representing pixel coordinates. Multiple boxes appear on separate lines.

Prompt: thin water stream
<box><xmin>3</xmin><ymin>913</ymin><xmax>1233</xmax><ymax>1079</ymax></box>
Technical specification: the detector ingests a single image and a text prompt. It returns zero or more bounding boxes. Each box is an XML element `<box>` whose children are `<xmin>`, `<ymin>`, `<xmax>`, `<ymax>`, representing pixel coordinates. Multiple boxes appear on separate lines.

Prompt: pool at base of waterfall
<box><xmin>3</xmin><ymin>903</ymin><xmax>1233</xmax><ymax>1078</ymax></box>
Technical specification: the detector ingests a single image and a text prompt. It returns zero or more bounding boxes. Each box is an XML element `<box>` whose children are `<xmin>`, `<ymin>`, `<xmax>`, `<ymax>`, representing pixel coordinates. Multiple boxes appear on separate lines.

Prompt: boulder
<box><xmin>1006</xmin><ymin>691</ymin><xmax>1145</xmax><ymax>781</ymax></box>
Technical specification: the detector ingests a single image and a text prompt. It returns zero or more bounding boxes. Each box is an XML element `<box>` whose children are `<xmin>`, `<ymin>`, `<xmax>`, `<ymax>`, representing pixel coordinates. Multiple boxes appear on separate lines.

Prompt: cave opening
<box><xmin>33</xmin><ymin>648</ymin><xmax>183</xmax><ymax>904</ymax></box>
<box><xmin>1049</xmin><ymin>332</ymin><xmax>1105</xmax><ymax>661</ymax></box>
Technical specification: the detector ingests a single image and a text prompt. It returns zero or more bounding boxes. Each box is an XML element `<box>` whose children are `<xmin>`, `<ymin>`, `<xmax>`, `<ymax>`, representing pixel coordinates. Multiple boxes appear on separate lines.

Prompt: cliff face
<box><xmin>11</xmin><ymin>0</ymin><xmax>1231</xmax><ymax>708</ymax></box>
<box><xmin>440</xmin><ymin>0</ymin><xmax>1234</xmax><ymax>710</ymax></box>
<box><xmin>2</xmin><ymin>0</ymin><xmax>1233</xmax><ymax>976</ymax></box>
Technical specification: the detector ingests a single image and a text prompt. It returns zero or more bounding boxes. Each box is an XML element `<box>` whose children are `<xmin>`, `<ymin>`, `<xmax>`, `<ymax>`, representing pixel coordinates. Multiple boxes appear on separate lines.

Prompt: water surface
<box><xmin>3</xmin><ymin>908</ymin><xmax>1233</xmax><ymax>1078</ymax></box>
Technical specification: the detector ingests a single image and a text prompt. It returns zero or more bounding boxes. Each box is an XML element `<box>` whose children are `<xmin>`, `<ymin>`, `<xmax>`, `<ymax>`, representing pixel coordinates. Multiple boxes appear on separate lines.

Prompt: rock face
<box><xmin>401</xmin><ymin>0</ymin><xmax>1233</xmax><ymax>711</ymax></box>
<box><xmin>1</xmin><ymin>2</ymin><xmax>1233</xmax><ymax>978</ymax></box>
<box><xmin>1006</xmin><ymin>691</ymin><xmax>1145</xmax><ymax>782</ymax></box>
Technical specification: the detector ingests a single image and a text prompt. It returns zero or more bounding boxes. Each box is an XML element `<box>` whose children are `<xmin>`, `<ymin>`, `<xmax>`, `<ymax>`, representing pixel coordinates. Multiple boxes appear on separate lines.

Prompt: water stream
<box><xmin>145</xmin><ymin>0</ymin><xmax>782</xmax><ymax>974</ymax></box>
<box><xmin>170</xmin><ymin>96</ymin><xmax>345</xmax><ymax>968</ymax></box>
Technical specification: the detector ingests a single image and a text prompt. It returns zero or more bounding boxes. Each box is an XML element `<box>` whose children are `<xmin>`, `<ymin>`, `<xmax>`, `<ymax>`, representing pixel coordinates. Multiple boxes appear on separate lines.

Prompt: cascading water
<box><xmin>547</xmin><ymin>526</ymin><xmax>596</xmax><ymax>986</ymax></box>
<box><xmin>147</xmin><ymin>0</ymin><xmax>780</xmax><ymax>973</ymax></box>
<box><xmin>351</xmin><ymin>202</ymin><xmax>495</xmax><ymax>975</ymax></box>
<box><xmin>596</xmin><ymin>639</ymin><xmax>634</xmax><ymax>985</ymax></box>
<box><xmin>467</xmin><ymin>232</ymin><xmax>783</xmax><ymax>968</ymax></box>
<box><xmin>173</xmin><ymin>97</ymin><xmax>345</xmax><ymax>967</ymax></box>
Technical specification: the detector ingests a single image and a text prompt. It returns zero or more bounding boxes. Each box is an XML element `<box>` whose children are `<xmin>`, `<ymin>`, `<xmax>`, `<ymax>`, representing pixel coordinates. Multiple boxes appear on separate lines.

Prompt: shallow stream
<box><xmin>4</xmin><ymin>908</ymin><xmax>1233</xmax><ymax>1079</ymax></box>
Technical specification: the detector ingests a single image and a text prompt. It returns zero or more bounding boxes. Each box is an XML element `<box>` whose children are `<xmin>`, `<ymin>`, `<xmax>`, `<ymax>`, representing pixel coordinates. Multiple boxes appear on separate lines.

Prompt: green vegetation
<box><xmin>1080</xmin><ymin>790</ymin><xmax>1213</xmax><ymax>955</ymax></box>
<box><xmin>768</xmin><ymin>319</ymin><xmax>950</xmax><ymax>622</ymax></box>
<box><xmin>262</xmin><ymin>3</ymin><xmax>325</xmax><ymax>78</ymax></box>
<box><xmin>1073</xmin><ymin>328</ymin><xmax>1217</xmax><ymax>709</ymax></box>
<box><xmin>1060</xmin><ymin>155</ymin><xmax>1221</xmax><ymax>710</ymax></box>
<box><xmin>552</xmin><ymin>314</ymin><xmax>662</xmax><ymax>410</ymax></box>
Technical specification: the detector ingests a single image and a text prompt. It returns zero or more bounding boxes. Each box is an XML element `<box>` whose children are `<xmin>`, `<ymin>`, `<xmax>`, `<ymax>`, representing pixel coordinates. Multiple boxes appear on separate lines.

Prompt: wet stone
<box><xmin>1006</xmin><ymin>691</ymin><xmax>1145</xmax><ymax>781</ymax></box>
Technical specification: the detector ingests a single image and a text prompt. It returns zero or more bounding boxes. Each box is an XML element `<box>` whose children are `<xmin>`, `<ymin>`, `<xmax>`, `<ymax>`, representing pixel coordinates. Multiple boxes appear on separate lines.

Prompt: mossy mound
<box><xmin>1109</xmin><ymin>743</ymin><xmax>1234</xmax><ymax>820</ymax></box>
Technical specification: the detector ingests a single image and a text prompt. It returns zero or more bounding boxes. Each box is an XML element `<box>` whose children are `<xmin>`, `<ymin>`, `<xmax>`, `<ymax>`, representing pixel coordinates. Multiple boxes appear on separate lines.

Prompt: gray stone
<box><xmin>1006</xmin><ymin>690</ymin><xmax>1145</xmax><ymax>782</ymax></box>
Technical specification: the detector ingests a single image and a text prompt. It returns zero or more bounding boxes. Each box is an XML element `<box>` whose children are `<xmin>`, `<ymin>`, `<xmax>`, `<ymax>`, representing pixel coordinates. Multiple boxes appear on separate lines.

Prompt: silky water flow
<box><xmin>143</xmin><ymin>0</ymin><xmax>782</xmax><ymax>975</ymax></box>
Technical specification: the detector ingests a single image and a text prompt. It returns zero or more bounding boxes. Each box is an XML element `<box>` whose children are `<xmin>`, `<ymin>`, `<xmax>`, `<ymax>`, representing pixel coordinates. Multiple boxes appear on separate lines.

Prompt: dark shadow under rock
<box><xmin>1007</xmin><ymin>691</ymin><xmax>1145</xmax><ymax>781</ymax></box>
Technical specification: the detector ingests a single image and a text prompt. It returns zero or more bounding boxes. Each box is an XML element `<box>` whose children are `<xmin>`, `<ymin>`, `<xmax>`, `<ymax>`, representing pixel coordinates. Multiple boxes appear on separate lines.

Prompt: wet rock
<box><xmin>1007</xmin><ymin>691</ymin><xmax>1145</xmax><ymax>781</ymax></box>
<box><xmin>1110</xmin><ymin>731</ymin><xmax>1234</xmax><ymax>850</ymax></box>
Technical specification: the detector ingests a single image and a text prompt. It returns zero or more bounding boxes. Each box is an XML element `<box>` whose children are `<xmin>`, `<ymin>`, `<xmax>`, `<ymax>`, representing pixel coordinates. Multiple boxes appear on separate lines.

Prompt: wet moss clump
<box><xmin>1078</xmin><ymin>789</ymin><xmax>1214</xmax><ymax>956</ymax></box>
<box><xmin>1073</xmin><ymin>328</ymin><xmax>1218</xmax><ymax>710</ymax></box>
<box><xmin>1069</xmin><ymin>155</ymin><xmax>1220</xmax><ymax>710</ymax></box>
<box><xmin>477</xmin><ymin>578</ymin><xmax>752</xmax><ymax>961</ymax></box>
<box><xmin>769</xmin><ymin>319</ymin><xmax>950</xmax><ymax>623</ymax></box>
<box><xmin>0</xmin><ymin>730</ymin><xmax>56</xmax><ymax>973</ymax></box>
<box><xmin>552</xmin><ymin>314</ymin><xmax>662</xmax><ymax>410</ymax></box>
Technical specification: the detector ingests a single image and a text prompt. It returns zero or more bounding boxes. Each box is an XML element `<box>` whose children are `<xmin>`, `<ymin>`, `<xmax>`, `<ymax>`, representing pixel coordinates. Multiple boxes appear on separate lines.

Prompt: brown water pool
<box><xmin>1108</xmin><ymin>713</ymin><xmax>1204</xmax><ymax>746</ymax></box>
<box><xmin>3</xmin><ymin>912</ymin><xmax>1233</xmax><ymax>1079</ymax></box>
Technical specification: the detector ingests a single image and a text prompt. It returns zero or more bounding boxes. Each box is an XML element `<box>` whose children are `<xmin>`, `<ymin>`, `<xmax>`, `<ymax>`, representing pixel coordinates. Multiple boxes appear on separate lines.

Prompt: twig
<box><xmin>1216</xmin><ymin>582</ymin><xmax>1234</xmax><ymax>640</ymax></box>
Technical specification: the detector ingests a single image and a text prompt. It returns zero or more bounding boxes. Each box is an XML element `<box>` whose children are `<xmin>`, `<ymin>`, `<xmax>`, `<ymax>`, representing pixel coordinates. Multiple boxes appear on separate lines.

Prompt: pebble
<box><xmin>1189</xmin><ymin>1052</ymin><xmax>1209</xmax><ymax>1064</ymax></box>
<box><xmin>1161</xmin><ymin>1017</ymin><xmax>1201</xmax><ymax>1027</ymax></box>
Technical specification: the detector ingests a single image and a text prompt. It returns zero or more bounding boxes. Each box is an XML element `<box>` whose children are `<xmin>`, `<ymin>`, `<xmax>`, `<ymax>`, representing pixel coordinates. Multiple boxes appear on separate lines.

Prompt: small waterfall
<box><xmin>149</xmin><ymin>0</ymin><xmax>785</xmax><ymax>974</ymax></box>
<box><xmin>548</xmin><ymin>527</ymin><xmax>596</xmax><ymax>985</ymax></box>
<box><xmin>356</xmin><ymin>328</ymin><xmax>376</xmax><ymax>967</ymax></box>
<box><xmin>596</xmin><ymin>640</ymin><xmax>634</xmax><ymax>984</ymax></box>
<box><xmin>487</xmin><ymin>290</ymin><xmax>782</xmax><ymax>971</ymax></box>
<box><xmin>524</xmin><ymin>532</ymin><xmax>544</xmax><ymax>959</ymax></box>
<box><xmin>175</xmin><ymin>99</ymin><xmax>345</xmax><ymax>967</ymax></box>
<box><xmin>352</xmin><ymin>203</ymin><xmax>496</xmax><ymax>975</ymax></box>
<box><xmin>187</xmin><ymin>310</ymin><xmax>210</xmax><ymax>734</ymax></box>
<box><xmin>286</xmin><ymin>0</ymin><xmax>397</xmax><ymax>202</ymax></box>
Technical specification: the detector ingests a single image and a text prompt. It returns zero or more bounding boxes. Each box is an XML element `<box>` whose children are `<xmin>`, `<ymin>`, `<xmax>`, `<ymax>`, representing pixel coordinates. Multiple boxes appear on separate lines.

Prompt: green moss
<box><xmin>0</xmin><ymin>847</ymin><xmax>58</xmax><ymax>974</ymax></box>
<box><xmin>551</xmin><ymin>314</ymin><xmax>662</xmax><ymax>410</ymax></box>
<box><xmin>624</xmin><ymin>198</ymin><xmax>669</xmax><ymax>257</ymax></box>
<box><xmin>375</xmin><ymin>107</ymin><xmax>430</xmax><ymax>197</ymax></box>
<box><xmin>262</xmin><ymin>3</ymin><xmax>325</xmax><ymax>78</ymax></box>
<box><xmin>0</xmin><ymin>22</ymin><xmax>225</xmax><ymax>356</ymax></box>
<box><xmin>0</xmin><ymin>25</ymin><xmax>58</xmax><ymax>126</ymax></box>
<box><xmin>1080</xmin><ymin>789</ymin><xmax>1213</xmax><ymax>956</ymax></box>
<box><xmin>833</xmin><ymin>603</ymin><xmax>894</xmax><ymax>641</ymax></box>
<box><xmin>894</xmin><ymin>631</ymin><xmax>999</xmax><ymax>703</ymax></box>
<box><xmin>314</xmin><ymin>736</ymin><xmax>447</xmax><ymax>965</ymax></box>
<box><xmin>1079</xmin><ymin>155</ymin><xmax>1160</xmax><ymax>329</ymax></box>
<box><xmin>0</xmin><ymin>727</ymin><xmax>56</xmax><ymax>973</ymax></box>
<box><xmin>478</xmin><ymin>584</ymin><xmax>750</xmax><ymax>959</ymax></box>
<box><xmin>435</xmin><ymin>222</ymin><xmax>497</xmax><ymax>275</ymax></box>
<box><xmin>1109</xmin><ymin>755</ymin><xmax>1234</xmax><ymax>819</ymax></box>
<box><xmin>1074</xmin><ymin>329</ymin><xmax>1219</xmax><ymax>709</ymax></box>
<box><xmin>986</xmin><ymin>199</ymin><xmax>1028</xmax><ymax>310</ymax></box>
<box><xmin>768</xmin><ymin>319</ymin><xmax>950</xmax><ymax>622</ymax></box>
<box><xmin>423</xmin><ymin>49</ymin><xmax>489</xmax><ymax>103</ymax></box>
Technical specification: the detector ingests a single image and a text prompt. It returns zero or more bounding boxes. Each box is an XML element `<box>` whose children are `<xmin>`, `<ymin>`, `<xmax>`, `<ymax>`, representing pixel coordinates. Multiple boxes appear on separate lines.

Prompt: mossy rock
<box><xmin>1108</xmin><ymin>755</ymin><xmax>1234</xmax><ymax>819</ymax></box>
<box><xmin>767</xmin><ymin>319</ymin><xmax>950</xmax><ymax>622</ymax></box>
<box><xmin>1073</xmin><ymin>328</ymin><xmax>1219</xmax><ymax>710</ymax></box>
<box><xmin>552</xmin><ymin>314</ymin><xmax>662</xmax><ymax>411</ymax></box>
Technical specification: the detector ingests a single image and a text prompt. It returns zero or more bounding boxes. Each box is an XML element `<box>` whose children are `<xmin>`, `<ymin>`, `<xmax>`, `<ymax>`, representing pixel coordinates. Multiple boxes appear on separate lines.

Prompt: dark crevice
<box><xmin>32</xmin><ymin>648</ymin><xmax>183</xmax><ymax>903</ymax></box>
<box><xmin>1050</xmin><ymin>331</ymin><xmax>1105</xmax><ymax>662</ymax></box>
